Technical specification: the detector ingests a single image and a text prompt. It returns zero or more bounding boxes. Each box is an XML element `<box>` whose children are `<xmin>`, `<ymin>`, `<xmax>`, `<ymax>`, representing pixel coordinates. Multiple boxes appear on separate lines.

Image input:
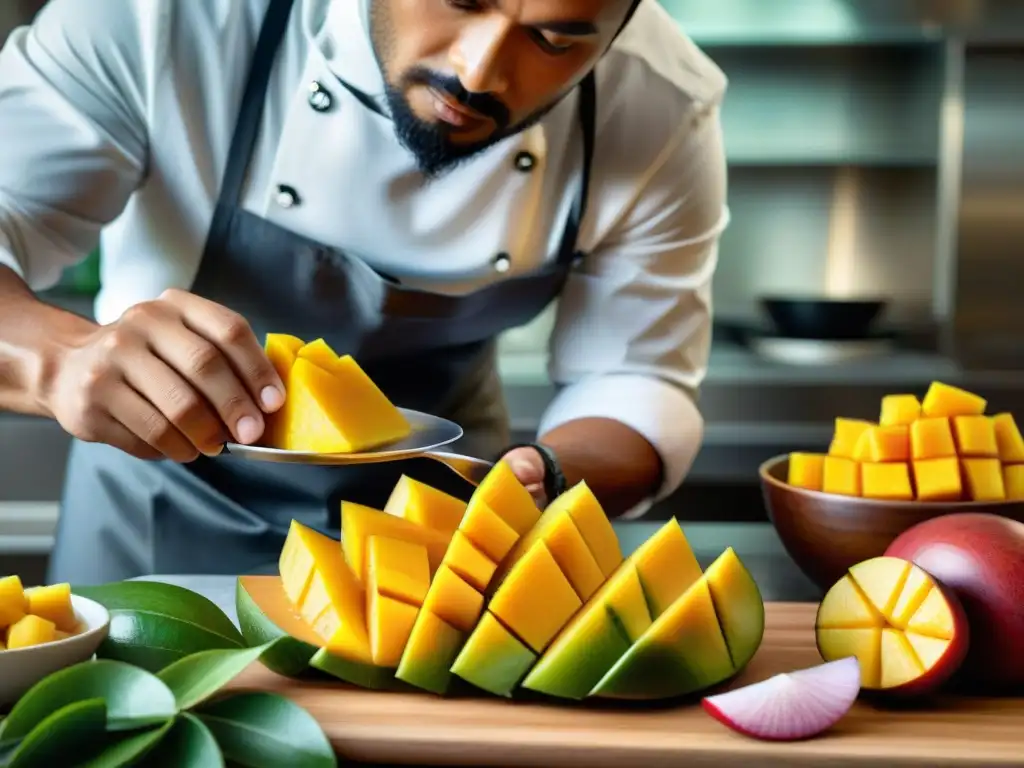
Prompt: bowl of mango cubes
<box><xmin>0</xmin><ymin>576</ymin><xmax>110</xmax><ymax>706</ymax></box>
<box><xmin>759</xmin><ymin>381</ymin><xmax>1024</xmax><ymax>591</ymax></box>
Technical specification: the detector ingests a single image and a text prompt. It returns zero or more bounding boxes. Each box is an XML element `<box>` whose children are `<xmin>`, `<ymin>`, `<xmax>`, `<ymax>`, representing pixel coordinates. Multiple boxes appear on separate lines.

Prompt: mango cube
<box><xmin>861</xmin><ymin>463</ymin><xmax>914</xmax><ymax>501</ymax></box>
<box><xmin>829</xmin><ymin>419</ymin><xmax>874</xmax><ymax>460</ymax></box>
<box><xmin>952</xmin><ymin>416</ymin><xmax>998</xmax><ymax>458</ymax></box>
<box><xmin>25</xmin><ymin>583</ymin><xmax>77</xmax><ymax>633</ymax></box>
<box><xmin>366</xmin><ymin>536</ymin><xmax>430</xmax><ymax>606</ymax></box>
<box><xmin>384</xmin><ymin>475</ymin><xmax>467</xmax><ymax>536</ymax></box>
<box><xmin>823</xmin><ymin>456</ymin><xmax>860</xmax><ymax>497</ymax></box>
<box><xmin>912</xmin><ymin>458</ymin><xmax>962</xmax><ymax>502</ymax></box>
<box><xmin>910</xmin><ymin>418</ymin><xmax>956</xmax><ymax>460</ymax></box>
<box><xmin>922</xmin><ymin>381</ymin><xmax>986</xmax><ymax>418</ymax></box>
<box><xmin>420</xmin><ymin>565</ymin><xmax>484</xmax><ymax>634</ymax></box>
<box><xmin>6</xmin><ymin>614</ymin><xmax>56</xmax><ymax>650</ymax></box>
<box><xmin>788</xmin><ymin>453</ymin><xmax>825</xmax><ymax>491</ymax></box>
<box><xmin>993</xmin><ymin>413</ymin><xmax>1024</xmax><ymax>463</ymax></box>
<box><xmin>862</xmin><ymin>426</ymin><xmax>910</xmax><ymax>463</ymax></box>
<box><xmin>0</xmin><ymin>575</ymin><xmax>28</xmax><ymax>629</ymax></box>
<box><xmin>880</xmin><ymin>395</ymin><xmax>922</xmax><ymax>427</ymax></box>
<box><xmin>852</xmin><ymin>431</ymin><xmax>873</xmax><ymax>462</ymax></box>
<box><xmin>1003</xmin><ymin>465</ymin><xmax>1024</xmax><ymax>501</ymax></box>
<box><xmin>439</xmin><ymin>531</ymin><xmax>496</xmax><ymax>593</ymax></box>
<box><xmin>962</xmin><ymin>458</ymin><xmax>1006</xmax><ymax>501</ymax></box>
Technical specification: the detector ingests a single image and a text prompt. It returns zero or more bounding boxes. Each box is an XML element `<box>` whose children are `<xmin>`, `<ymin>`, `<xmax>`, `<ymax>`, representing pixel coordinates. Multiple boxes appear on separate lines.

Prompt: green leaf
<box><xmin>0</xmin><ymin>660</ymin><xmax>176</xmax><ymax>741</ymax></box>
<box><xmin>6</xmin><ymin>699</ymin><xmax>108</xmax><ymax>767</ymax></box>
<box><xmin>74</xmin><ymin>582</ymin><xmax>245</xmax><ymax>672</ymax></box>
<box><xmin>136</xmin><ymin>714</ymin><xmax>224</xmax><ymax>768</ymax></box>
<box><xmin>158</xmin><ymin>643</ymin><xmax>274</xmax><ymax>711</ymax></box>
<box><xmin>74</xmin><ymin>581</ymin><xmax>243</xmax><ymax>645</ymax></box>
<box><xmin>197</xmin><ymin>692</ymin><xmax>336</xmax><ymax>768</ymax></box>
<box><xmin>78</xmin><ymin>720</ymin><xmax>174</xmax><ymax>768</ymax></box>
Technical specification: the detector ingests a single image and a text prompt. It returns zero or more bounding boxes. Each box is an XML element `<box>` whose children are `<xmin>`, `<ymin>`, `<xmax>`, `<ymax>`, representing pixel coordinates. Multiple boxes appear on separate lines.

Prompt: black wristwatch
<box><xmin>494</xmin><ymin>441</ymin><xmax>567</xmax><ymax>502</ymax></box>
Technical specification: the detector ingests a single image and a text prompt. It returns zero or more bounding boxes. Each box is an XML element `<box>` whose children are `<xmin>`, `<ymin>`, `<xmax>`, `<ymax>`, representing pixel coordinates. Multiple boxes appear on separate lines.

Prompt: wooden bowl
<box><xmin>759</xmin><ymin>454</ymin><xmax>1024</xmax><ymax>592</ymax></box>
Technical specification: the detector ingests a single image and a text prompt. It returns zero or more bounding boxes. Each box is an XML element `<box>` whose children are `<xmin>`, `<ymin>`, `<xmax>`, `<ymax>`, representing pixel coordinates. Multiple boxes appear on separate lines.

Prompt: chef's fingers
<box><xmin>106</xmin><ymin>385</ymin><xmax>201</xmax><ymax>463</ymax></box>
<box><xmin>145</xmin><ymin>320</ymin><xmax>266</xmax><ymax>447</ymax></box>
<box><xmin>91</xmin><ymin>415</ymin><xmax>164</xmax><ymax>461</ymax></box>
<box><xmin>161</xmin><ymin>289</ymin><xmax>285</xmax><ymax>413</ymax></box>
<box><xmin>119</xmin><ymin>345</ymin><xmax>228</xmax><ymax>456</ymax></box>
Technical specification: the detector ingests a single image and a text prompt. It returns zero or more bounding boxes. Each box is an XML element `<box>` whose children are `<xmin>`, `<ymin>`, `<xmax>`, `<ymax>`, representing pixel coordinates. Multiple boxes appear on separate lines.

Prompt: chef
<box><xmin>0</xmin><ymin>0</ymin><xmax>728</xmax><ymax>584</ymax></box>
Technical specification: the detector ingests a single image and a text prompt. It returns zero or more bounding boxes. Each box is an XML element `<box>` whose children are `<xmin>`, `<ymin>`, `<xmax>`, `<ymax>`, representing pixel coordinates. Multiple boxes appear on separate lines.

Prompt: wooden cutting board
<box><xmin>226</xmin><ymin>602</ymin><xmax>1024</xmax><ymax>766</ymax></box>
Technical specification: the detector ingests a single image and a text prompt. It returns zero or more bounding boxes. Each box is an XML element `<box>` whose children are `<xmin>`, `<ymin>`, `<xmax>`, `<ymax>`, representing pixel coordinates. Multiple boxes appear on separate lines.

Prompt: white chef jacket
<box><xmin>0</xmin><ymin>0</ymin><xmax>729</xmax><ymax>517</ymax></box>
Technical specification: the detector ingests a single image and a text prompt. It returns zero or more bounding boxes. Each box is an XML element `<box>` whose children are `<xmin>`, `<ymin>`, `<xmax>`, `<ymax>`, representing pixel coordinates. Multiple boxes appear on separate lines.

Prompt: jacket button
<box><xmin>308</xmin><ymin>81</ymin><xmax>333</xmax><ymax>112</ymax></box>
<box><xmin>493</xmin><ymin>252</ymin><xmax>512</xmax><ymax>273</ymax></box>
<box><xmin>275</xmin><ymin>185</ymin><xmax>299</xmax><ymax>208</ymax></box>
<box><xmin>513</xmin><ymin>151</ymin><xmax>535</xmax><ymax>172</ymax></box>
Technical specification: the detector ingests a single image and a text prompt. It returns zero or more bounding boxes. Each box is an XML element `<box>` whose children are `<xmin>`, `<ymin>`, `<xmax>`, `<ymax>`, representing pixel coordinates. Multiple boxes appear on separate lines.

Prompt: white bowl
<box><xmin>0</xmin><ymin>594</ymin><xmax>111</xmax><ymax>707</ymax></box>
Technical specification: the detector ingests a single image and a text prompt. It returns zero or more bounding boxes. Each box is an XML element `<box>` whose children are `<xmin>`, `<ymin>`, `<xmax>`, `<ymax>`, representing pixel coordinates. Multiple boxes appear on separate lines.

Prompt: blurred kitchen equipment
<box><xmin>760</xmin><ymin>296</ymin><xmax>888</xmax><ymax>340</ymax></box>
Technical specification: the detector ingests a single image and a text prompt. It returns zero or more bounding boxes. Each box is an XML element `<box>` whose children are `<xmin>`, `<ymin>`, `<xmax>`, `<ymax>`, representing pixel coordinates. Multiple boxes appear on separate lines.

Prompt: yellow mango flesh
<box><xmin>394</xmin><ymin>609</ymin><xmax>465</xmax><ymax>695</ymax></box>
<box><xmin>862</xmin><ymin>426</ymin><xmax>909</xmax><ymax>463</ymax></box>
<box><xmin>829</xmin><ymin>418</ymin><xmax>873</xmax><ymax>459</ymax></box>
<box><xmin>366</xmin><ymin>536</ymin><xmax>430</xmax><ymax>606</ymax></box>
<box><xmin>631</xmin><ymin>518</ymin><xmax>703</xmax><ymax>619</ymax></box>
<box><xmin>468</xmin><ymin>460</ymin><xmax>541</xmax><ymax>536</ymax></box>
<box><xmin>458</xmin><ymin>498</ymin><xmax>518</xmax><ymax>564</ymax></box>
<box><xmin>912</xmin><ymin>457</ymin><xmax>962</xmax><ymax>501</ymax></box>
<box><xmin>420</xmin><ymin>565</ymin><xmax>484</xmax><ymax>634</ymax></box>
<box><xmin>282</xmin><ymin>357</ymin><xmax>411</xmax><ymax>453</ymax></box>
<box><xmin>788</xmin><ymin>452</ymin><xmax>825</xmax><ymax>491</ymax></box>
<box><xmin>962</xmin><ymin>458</ymin><xmax>1006</xmax><ymax>501</ymax></box>
<box><xmin>818</xmin><ymin>628</ymin><xmax>882</xmax><ymax>688</ymax></box>
<box><xmin>880</xmin><ymin>394</ymin><xmax>921</xmax><ymax>426</ymax></box>
<box><xmin>545</xmin><ymin>482</ymin><xmax>622</xmax><ymax>577</ymax></box>
<box><xmin>25</xmin><ymin>583</ymin><xmax>77</xmax><ymax>633</ymax></box>
<box><xmin>702</xmin><ymin>548</ymin><xmax>764</xmax><ymax>669</ymax></box>
<box><xmin>910</xmin><ymin>417</ymin><xmax>956</xmax><ymax>460</ymax></box>
<box><xmin>0</xmin><ymin>575</ymin><xmax>28</xmax><ymax>629</ymax></box>
<box><xmin>262</xmin><ymin>333</ymin><xmax>304</xmax><ymax>446</ymax></box>
<box><xmin>384</xmin><ymin>475</ymin><xmax>467</xmax><ymax>535</ymax></box>
<box><xmin>822</xmin><ymin>456</ymin><xmax>860</xmax><ymax>496</ymax></box>
<box><xmin>993</xmin><ymin>413</ymin><xmax>1024</xmax><ymax>463</ymax></box>
<box><xmin>6</xmin><ymin>614</ymin><xmax>56</xmax><ymax>650</ymax></box>
<box><xmin>953</xmin><ymin>415</ymin><xmax>998</xmax><ymax>458</ymax></box>
<box><xmin>488</xmin><ymin>541</ymin><xmax>582</xmax><ymax>654</ymax></box>
<box><xmin>440</xmin><ymin>531</ymin><xmax>496</xmax><ymax>593</ymax></box>
<box><xmin>278</xmin><ymin>520</ymin><xmax>370</xmax><ymax>661</ymax></box>
<box><xmin>922</xmin><ymin>381</ymin><xmax>987</xmax><ymax>418</ymax></box>
<box><xmin>341</xmin><ymin>502</ymin><xmax>452</xmax><ymax>580</ymax></box>
<box><xmin>861</xmin><ymin>462</ymin><xmax>913</xmax><ymax>501</ymax></box>
<box><xmin>1004</xmin><ymin>464</ymin><xmax>1024</xmax><ymax>501</ymax></box>
<box><xmin>368</xmin><ymin>591</ymin><xmax>419</xmax><ymax>667</ymax></box>
<box><xmin>296</xmin><ymin>338</ymin><xmax>341</xmax><ymax>370</ymax></box>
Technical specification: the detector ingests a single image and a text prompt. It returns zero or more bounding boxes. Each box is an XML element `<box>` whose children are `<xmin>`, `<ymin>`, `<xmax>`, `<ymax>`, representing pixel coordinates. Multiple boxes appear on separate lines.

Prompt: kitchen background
<box><xmin>2</xmin><ymin>0</ymin><xmax>1023</xmax><ymax>599</ymax></box>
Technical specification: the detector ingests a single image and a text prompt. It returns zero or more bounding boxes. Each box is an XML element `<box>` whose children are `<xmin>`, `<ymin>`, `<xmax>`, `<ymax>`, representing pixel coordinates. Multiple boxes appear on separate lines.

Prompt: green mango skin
<box><xmin>450</xmin><ymin>615</ymin><xmax>536</xmax><ymax>698</ymax></box>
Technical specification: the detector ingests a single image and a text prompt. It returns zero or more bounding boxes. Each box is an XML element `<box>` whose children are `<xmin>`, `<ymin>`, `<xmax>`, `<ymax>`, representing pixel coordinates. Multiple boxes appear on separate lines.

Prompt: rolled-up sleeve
<box><xmin>0</xmin><ymin>0</ymin><xmax>150</xmax><ymax>290</ymax></box>
<box><xmin>541</xmin><ymin>100</ymin><xmax>729</xmax><ymax>516</ymax></box>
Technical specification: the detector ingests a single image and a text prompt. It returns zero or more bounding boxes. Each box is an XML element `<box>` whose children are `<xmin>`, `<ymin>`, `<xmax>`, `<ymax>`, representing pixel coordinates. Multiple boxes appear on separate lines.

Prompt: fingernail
<box><xmin>261</xmin><ymin>386</ymin><xmax>284</xmax><ymax>411</ymax></box>
<box><xmin>236</xmin><ymin>416</ymin><xmax>262</xmax><ymax>444</ymax></box>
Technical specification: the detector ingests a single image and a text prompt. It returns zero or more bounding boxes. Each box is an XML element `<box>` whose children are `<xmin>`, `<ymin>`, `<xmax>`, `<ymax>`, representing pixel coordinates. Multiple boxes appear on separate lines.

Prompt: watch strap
<box><xmin>494</xmin><ymin>442</ymin><xmax>567</xmax><ymax>502</ymax></box>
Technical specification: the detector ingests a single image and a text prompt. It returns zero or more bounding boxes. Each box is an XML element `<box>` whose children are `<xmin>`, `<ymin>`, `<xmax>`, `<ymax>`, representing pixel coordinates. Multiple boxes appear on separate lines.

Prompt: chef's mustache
<box><xmin>403</xmin><ymin>67</ymin><xmax>511</xmax><ymax>131</ymax></box>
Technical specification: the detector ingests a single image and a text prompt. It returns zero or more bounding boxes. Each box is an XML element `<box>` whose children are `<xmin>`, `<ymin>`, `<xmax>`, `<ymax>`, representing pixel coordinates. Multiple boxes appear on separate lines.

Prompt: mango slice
<box><xmin>467</xmin><ymin>460</ymin><xmax>541</xmax><ymax>537</ymax></box>
<box><xmin>458</xmin><ymin>498</ymin><xmax>518</xmax><ymax>564</ymax></box>
<box><xmin>6</xmin><ymin>614</ymin><xmax>56</xmax><ymax>650</ymax></box>
<box><xmin>451</xmin><ymin>612</ymin><xmax>536</xmax><ymax>697</ymax></box>
<box><xmin>703</xmin><ymin>548</ymin><xmax>764</xmax><ymax>670</ymax></box>
<box><xmin>384</xmin><ymin>475</ymin><xmax>467</xmax><ymax>535</ymax></box>
<box><xmin>394</xmin><ymin>610</ymin><xmax>464</xmax><ymax>695</ymax></box>
<box><xmin>341</xmin><ymin>502</ymin><xmax>452</xmax><ymax>580</ymax></box>
<box><xmin>24</xmin><ymin>583</ymin><xmax>77</xmax><ymax>633</ymax></box>
<box><xmin>439</xmin><ymin>532</ymin><xmax>496</xmax><ymax>593</ymax></box>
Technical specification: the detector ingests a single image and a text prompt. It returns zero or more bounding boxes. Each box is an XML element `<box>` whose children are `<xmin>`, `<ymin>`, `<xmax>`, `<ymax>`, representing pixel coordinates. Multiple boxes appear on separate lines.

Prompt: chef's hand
<box><xmin>42</xmin><ymin>289</ymin><xmax>284</xmax><ymax>462</ymax></box>
<box><xmin>501</xmin><ymin>447</ymin><xmax>548</xmax><ymax>507</ymax></box>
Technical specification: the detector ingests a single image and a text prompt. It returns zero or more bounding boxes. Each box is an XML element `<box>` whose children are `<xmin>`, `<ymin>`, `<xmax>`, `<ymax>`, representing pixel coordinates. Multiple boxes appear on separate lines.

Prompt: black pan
<box><xmin>760</xmin><ymin>297</ymin><xmax>887</xmax><ymax>341</ymax></box>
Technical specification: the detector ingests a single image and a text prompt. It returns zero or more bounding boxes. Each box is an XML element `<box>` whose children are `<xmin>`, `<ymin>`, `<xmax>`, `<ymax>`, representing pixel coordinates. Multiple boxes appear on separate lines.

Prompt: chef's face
<box><xmin>369</xmin><ymin>0</ymin><xmax>633</xmax><ymax>178</ymax></box>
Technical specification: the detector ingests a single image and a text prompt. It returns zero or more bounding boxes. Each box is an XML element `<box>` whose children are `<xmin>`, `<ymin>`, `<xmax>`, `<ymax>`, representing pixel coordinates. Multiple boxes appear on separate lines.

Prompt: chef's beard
<box><xmin>383</xmin><ymin>69</ymin><xmax>556</xmax><ymax>180</ymax></box>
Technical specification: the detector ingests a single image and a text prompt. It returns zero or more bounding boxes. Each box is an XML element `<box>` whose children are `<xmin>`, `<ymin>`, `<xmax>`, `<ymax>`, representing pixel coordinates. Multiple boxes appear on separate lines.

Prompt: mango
<box><xmin>439</xmin><ymin>531</ymin><xmax>496</xmax><ymax>593</ymax></box>
<box><xmin>910</xmin><ymin>417</ymin><xmax>956</xmax><ymax>460</ymax></box>
<box><xmin>6</xmin><ymin>614</ymin><xmax>56</xmax><ymax>650</ymax></box>
<box><xmin>458</xmin><ymin>497</ymin><xmax>518</xmax><ymax>564</ymax></box>
<box><xmin>541</xmin><ymin>481</ymin><xmax>622</xmax><ymax>576</ymax></box>
<box><xmin>993</xmin><ymin>413</ymin><xmax>1024</xmax><ymax>463</ymax></box>
<box><xmin>861</xmin><ymin>426</ymin><xmax>910</xmax><ymax>463</ymax></box>
<box><xmin>0</xmin><ymin>575</ymin><xmax>28</xmax><ymax>629</ymax></box>
<box><xmin>420</xmin><ymin>566</ymin><xmax>484</xmax><ymax>634</ymax></box>
<box><xmin>912</xmin><ymin>458</ymin><xmax>962</xmax><ymax>501</ymax></box>
<box><xmin>952</xmin><ymin>415</ymin><xmax>998</xmax><ymax>458</ymax></box>
<box><xmin>1004</xmin><ymin>464</ymin><xmax>1024</xmax><ymax>501</ymax></box>
<box><xmin>922</xmin><ymin>381</ymin><xmax>987</xmax><ymax>418</ymax></box>
<box><xmin>367</xmin><ymin>591</ymin><xmax>419</xmax><ymax>667</ymax></box>
<box><xmin>384</xmin><ymin>475</ymin><xmax>467</xmax><ymax>535</ymax></box>
<box><xmin>467</xmin><ymin>460</ymin><xmax>541</xmax><ymax>536</ymax></box>
<box><xmin>880</xmin><ymin>394</ymin><xmax>921</xmax><ymax>427</ymax></box>
<box><xmin>822</xmin><ymin>456</ymin><xmax>860</xmax><ymax>497</ymax></box>
<box><xmin>394</xmin><ymin>610</ymin><xmax>465</xmax><ymax>695</ymax></box>
<box><xmin>703</xmin><ymin>548</ymin><xmax>765</xmax><ymax>670</ymax></box>
<box><xmin>787</xmin><ymin>453</ymin><xmax>825</xmax><ymax>491</ymax></box>
<box><xmin>450</xmin><ymin>612</ymin><xmax>536</xmax><ymax>697</ymax></box>
<box><xmin>829</xmin><ymin>418</ymin><xmax>874</xmax><ymax>459</ymax></box>
<box><xmin>24</xmin><ymin>583</ymin><xmax>78</xmax><ymax>633</ymax></box>
<box><xmin>962</xmin><ymin>458</ymin><xmax>1006</xmax><ymax>501</ymax></box>
<box><xmin>263</xmin><ymin>333</ymin><xmax>305</xmax><ymax>446</ymax></box>
<box><xmin>341</xmin><ymin>502</ymin><xmax>452</xmax><ymax>580</ymax></box>
<box><xmin>366</xmin><ymin>536</ymin><xmax>430</xmax><ymax>606</ymax></box>
<box><xmin>861</xmin><ymin>462</ymin><xmax>914</xmax><ymax>501</ymax></box>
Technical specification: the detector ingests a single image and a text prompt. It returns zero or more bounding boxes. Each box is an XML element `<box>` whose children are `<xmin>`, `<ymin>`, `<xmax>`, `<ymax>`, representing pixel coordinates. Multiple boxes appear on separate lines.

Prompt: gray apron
<box><xmin>47</xmin><ymin>0</ymin><xmax>596</xmax><ymax>586</ymax></box>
